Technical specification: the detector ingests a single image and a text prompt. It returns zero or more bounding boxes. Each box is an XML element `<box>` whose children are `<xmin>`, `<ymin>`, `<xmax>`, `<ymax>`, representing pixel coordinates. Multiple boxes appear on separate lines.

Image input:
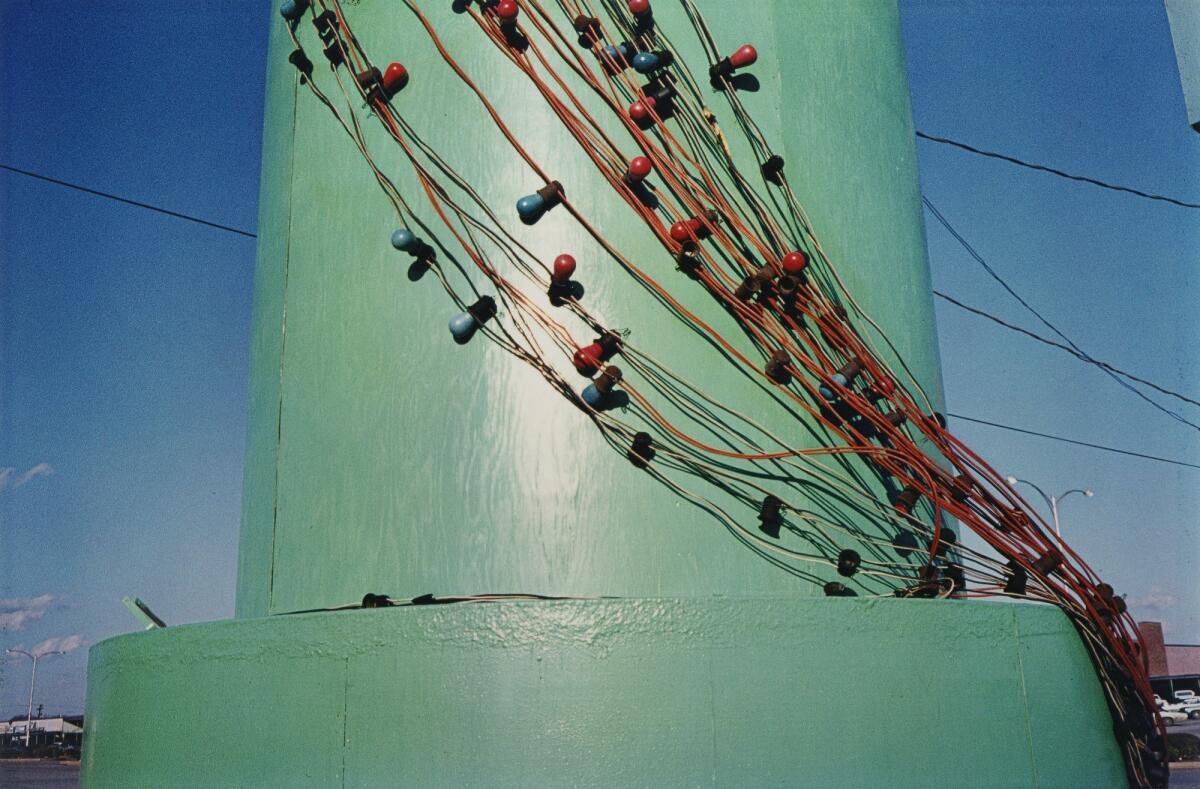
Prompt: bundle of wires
<box><xmin>277</xmin><ymin>1</ymin><xmax>1166</xmax><ymax>784</ymax></box>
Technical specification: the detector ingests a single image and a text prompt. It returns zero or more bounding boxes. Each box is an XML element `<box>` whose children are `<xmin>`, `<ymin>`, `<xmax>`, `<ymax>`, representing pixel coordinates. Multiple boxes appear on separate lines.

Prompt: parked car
<box><xmin>1160</xmin><ymin>708</ymin><xmax>1189</xmax><ymax>726</ymax></box>
<box><xmin>1175</xmin><ymin>690</ymin><xmax>1198</xmax><ymax>702</ymax></box>
<box><xmin>1178</xmin><ymin>700</ymin><xmax>1200</xmax><ymax>719</ymax></box>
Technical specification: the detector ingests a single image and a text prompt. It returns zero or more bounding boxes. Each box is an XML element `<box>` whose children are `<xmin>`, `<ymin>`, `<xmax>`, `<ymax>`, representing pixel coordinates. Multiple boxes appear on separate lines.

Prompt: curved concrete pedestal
<box><xmin>83</xmin><ymin>597</ymin><xmax>1125</xmax><ymax>787</ymax></box>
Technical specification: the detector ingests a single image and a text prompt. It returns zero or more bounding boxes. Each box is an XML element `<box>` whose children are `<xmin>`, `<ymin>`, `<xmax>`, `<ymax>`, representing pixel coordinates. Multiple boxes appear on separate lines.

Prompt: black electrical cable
<box><xmin>934</xmin><ymin>290</ymin><xmax>1200</xmax><ymax>410</ymax></box>
<box><xmin>923</xmin><ymin>196</ymin><xmax>1200</xmax><ymax>434</ymax></box>
<box><xmin>0</xmin><ymin>162</ymin><xmax>258</xmax><ymax>238</ymax></box>
<box><xmin>947</xmin><ymin>413</ymin><xmax>1200</xmax><ymax>470</ymax></box>
<box><xmin>915</xmin><ymin>131</ymin><xmax>1200</xmax><ymax>210</ymax></box>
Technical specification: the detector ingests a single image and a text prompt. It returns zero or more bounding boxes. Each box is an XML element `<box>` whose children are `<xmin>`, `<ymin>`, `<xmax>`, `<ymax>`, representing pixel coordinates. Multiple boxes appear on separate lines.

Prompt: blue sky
<box><xmin>1</xmin><ymin>1</ymin><xmax>1196</xmax><ymax>718</ymax></box>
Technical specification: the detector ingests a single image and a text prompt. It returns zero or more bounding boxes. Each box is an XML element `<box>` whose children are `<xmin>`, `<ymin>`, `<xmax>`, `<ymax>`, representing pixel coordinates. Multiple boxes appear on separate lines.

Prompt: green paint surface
<box><xmin>83</xmin><ymin>597</ymin><xmax>1125</xmax><ymax>787</ymax></box>
<box><xmin>83</xmin><ymin>1</ymin><xmax>1128</xmax><ymax>785</ymax></box>
<box><xmin>234</xmin><ymin>0</ymin><xmax>945</xmax><ymax>619</ymax></box>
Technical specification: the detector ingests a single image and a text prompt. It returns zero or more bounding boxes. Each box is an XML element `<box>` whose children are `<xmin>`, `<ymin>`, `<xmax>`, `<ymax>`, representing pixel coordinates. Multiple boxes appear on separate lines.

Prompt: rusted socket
<box><xmin>594</xmin><ymin>365</ymin><xmax>622</xmax><ymax>395</ymax></box>
<box><xmin>764</xmin><ymin>349</ymin><xmax>790</xmax><ymax>384</ymax></box>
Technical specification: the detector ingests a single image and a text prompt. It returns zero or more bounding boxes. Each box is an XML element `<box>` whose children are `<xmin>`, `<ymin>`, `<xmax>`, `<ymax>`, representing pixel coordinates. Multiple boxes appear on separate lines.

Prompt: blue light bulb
<box><xmin>448</xmin><ymin>296</ymin><xmax>497</xmax><ymax>345</ymax></box>
<box><xmin>818</xmin><ymin>373</ymin><xmax>848</xmax><ymax>400</ymax></box>
<box><xmin>516</xmin><ymin>193</ymin><xmax>547</xmax><ymax>225</ymax></box>
<box><xmin>448</xmin><ymin>312</ymin><xmax>479</xmax><ymax>344</ymax></box>
<box><xmin>390</xmin><ymin>228</ymin><xmax>419</xmax><ymax>253</ymax></box>
<box><xmin>632</xmin><ymin>52</ymin><xmax>661</xmax><ymax>74</ymax></box>
<box><xmin>280</xmin><ymin>0</ymin><xmax>308</xmax><ymax>21</ymax></box>
<box><xmin>581</xmin><ymin>382</ymin><xmax>605</xmax><ymax>408</ymax></box>
<box><xmin>601</xmin><ymin>44</ymin><xmax>630</xmax><ymax>64</ymax></box>
<box><xmin>580</xmin><ymin>366</ymin><xmax>622</xmax><ymax>410</ymax></box>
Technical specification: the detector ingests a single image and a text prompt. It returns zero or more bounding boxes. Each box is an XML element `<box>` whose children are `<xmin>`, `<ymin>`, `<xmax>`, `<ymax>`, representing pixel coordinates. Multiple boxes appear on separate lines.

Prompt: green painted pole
<box><xmin>82</xmin><ymin>3</ymin><xmax>1128</xmax><ymax>785</ymax></box>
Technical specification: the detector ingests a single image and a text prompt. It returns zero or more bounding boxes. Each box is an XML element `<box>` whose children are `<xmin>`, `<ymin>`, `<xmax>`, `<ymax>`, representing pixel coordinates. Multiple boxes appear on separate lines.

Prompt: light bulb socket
<box><xmin>361</xmin><ymin>593</ymin><xmax>394</xmax><ymax>608</ymax></box>
<box><xmin>943</xmin><ymin>563</ymin><xmax>965</xmax><ymax>591</ymax></box>
<box><xmin>1032</xmin><ymin>548</ymin><xmax>1063</xmax><ymax>577</ymax></box>
<box><xmin>931</xmin><ymin>528</ymin><xmax>956</xmax><ymax>557</ymax></box>
<box><xmin>322</xmin><ymin>41</ymin><xmax>345</xmax><ymax>68</ymax></box>
<box><xmin>573</xmin><ymin>13</ymin><xmax>599</xmax><ymax>34</ymax></box>
<box><xmin>537</xmin><ymin>180</ymin><xmax>564</xmax><ymax>207</ymax></box>
<box><xmin>761</xmin><ymin>154</ymin><xmax>785</xmax><ymax>185</ymax></box>
<box><xmin>836</xmin><ymin>549</ymin><xmax>861</xmax><ymax>578</ymax></box>
<box><xmin>893</xmin><ymin>486</ymin><xmax>921</xmax><ymax>515</ymax></box>
<box><xmin>764</xmin><ymin>349</ymin><xmax>791</xmax><ymax>385</ymax></box>
<box><xmin>288</xmin><ymin>49</ymin><xmax>314</xmax><ymax>81</ymax></box>
<box><xmin>313</xmin><ymin>10</ymin><xmax>338</xmax><ymax>44</ymax></box>
<box><xmin>466</xmin><ymin>296</ymin><xmax>497</xmax><ymax>325</ymax></box>
<box><xmin>675</xmin><ymin>242</ymin><xmax>701</xmax><ymax>277</ymax></box>
<box><xmin>594</xmin><ymin>365</ymin><xmax>623</xmax><ymax>395</ymax></box>
<box><xmin>356</xmin><ymin>66</ymin><xmax>384</xmax><ymax>103</ymax></box>
<box><xmin>596</xmin><ymin>331</ymin><xmax>623</xmax><ymax>360</ymax></box>
<box><xmin>758</xmin><ymin>494</ymin><xmax>784</xmax><ymax>538</ymax></box>
<box><xmin>628</xmin><ymin>432</ymin><xmax>655</xmax><ymax>468</ymax></box>
<box><xmin>892</xmin><ymin>531</ymin><xmax>918</xmax><ymax>557</ymax></box>
<box><xmin>547</xmin><ymin>280</ymin><xmax>572</xmax><ymax>306</ymax></box>
<box><xmin>1003</xmin><ymin>559</ymin><xmax>1028</xmax><ymax>596</ymax></box>
<box><xmin>823</xmin><ymin>581</ymin><xmax>857</xmax><ymax>597</ymax></box>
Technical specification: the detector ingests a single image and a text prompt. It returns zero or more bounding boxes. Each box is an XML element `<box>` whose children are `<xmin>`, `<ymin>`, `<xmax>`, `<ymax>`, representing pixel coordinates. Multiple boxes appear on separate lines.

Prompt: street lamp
<box><xmin>1005</xmin><ymin>476</ymin><xmax>1094</xmax><ymax>539</ymax></box>
<box><xmin>5</xmin><ymin>648</ymin><xmax>64</xmax><ymax>748</ymax></box>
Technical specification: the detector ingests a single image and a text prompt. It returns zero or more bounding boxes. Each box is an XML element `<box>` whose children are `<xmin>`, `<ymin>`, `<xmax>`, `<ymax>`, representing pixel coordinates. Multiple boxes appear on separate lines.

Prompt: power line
<box><xmin>922</xmin><ymin>196</ymin><xmax>1200</xmax><ymax>433</ymax></box>
<box><xmin>915</xmin><ymin>131</ymin><xmax>1200</xmax><ymax>209</ymax></box>
<box><xmin>947</xmin><ymin>413</ymin><xmax>1200</xmax><ymax>471</ymax></box>
<box><xmin>933</xmin><ymin>289</ymin><xmax>1200</xmax><ymax>410</ymax></box>
<box><xmin>0</xmin><ymin>163</ymin><xmax>258</xmax><ymax>239</ymax></box>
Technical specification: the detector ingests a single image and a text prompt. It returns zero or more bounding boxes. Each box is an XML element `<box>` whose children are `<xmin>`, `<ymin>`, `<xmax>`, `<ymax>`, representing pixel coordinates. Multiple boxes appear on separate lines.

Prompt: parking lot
<box><xmin>1169</xmin><ymin>717</ymin><xmax>1200</xmax><ymax>787</ymax></box>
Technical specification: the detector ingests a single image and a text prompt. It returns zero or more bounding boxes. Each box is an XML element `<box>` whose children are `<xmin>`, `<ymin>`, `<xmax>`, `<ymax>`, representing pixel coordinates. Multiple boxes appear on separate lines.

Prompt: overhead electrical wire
<box><xmin>923</xmin><ymin>195</ymin><xmax>1200</xmax><ymax>434</ymax></box>
<box><xmin>947</xmin><ymin>413</ymin><xmax>1200</xmax><ymax>470</ymax></box>
<box><xmin>915</xmin><ymin>130</ymin><xmax>1200</xmax><ymax>210</ymax></box>
<box><xmin>0</xmin><ymin>162</ymin><xmax>258</xmax><ymax>239</ymax></box>
<box><xmin>934</xmin><ymin>289</ymin><xmax>1200</xmax><ymax>410</ymax></box>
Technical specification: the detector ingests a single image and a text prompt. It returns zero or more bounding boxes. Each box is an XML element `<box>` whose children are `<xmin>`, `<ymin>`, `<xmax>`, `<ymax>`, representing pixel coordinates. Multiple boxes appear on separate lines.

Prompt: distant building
<box><xmin>1138</xmin><ymin>621</ymin><xmax>1200</xmax><ymax>699</ymax></box>
<box><xmin>0</xmin><ymin>715</ymin><xmax>83</xmax><ymax>749</ymax></box>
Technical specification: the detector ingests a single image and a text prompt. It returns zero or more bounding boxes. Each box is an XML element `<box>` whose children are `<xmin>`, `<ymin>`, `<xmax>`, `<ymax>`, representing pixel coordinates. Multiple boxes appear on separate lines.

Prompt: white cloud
<box><xmin>0</xmin><ymin>462</ymin><xmax>52</xmax><ymax>493</ymax></box>
<box><xmin>29</xmin><ymin>634</ymin><xmax>86</xmax><ymax>656</ymax></box>
<box><xmin>12</xmin><ymin>462</ymin><xmax>52</xmax><ymax>488</ymax></box>
<box><xmin>1133</xmin><ymin>586</ymin><xmax>1178</xmax><ymax>612</ymax></box>
<box><xmin>0</xmin><ymin>595</ymin><xmax>56</xmax><ymax>631</ymax></box>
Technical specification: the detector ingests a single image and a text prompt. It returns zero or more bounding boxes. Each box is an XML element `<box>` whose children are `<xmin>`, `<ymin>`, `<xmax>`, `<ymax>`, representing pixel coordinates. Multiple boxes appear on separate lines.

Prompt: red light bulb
<box><xmin>729</xmin><ymin>44</ymin><xmax>757</xmax><ymax>69</ymax></box>
<box><xmin>669</xmin><ymin>220</ymin><xmax>693</xmax><ymax>243</ymax></box>
<box><xmin>628</xmin><ymin>0</ymin><xmax>651</xmax><ymax>15</ymax></box>
<box><xmin>496</xmin><ymin>0</ymin><xmax>518</xmax><ymax>21</ymax></box>
<box><xmin>552</xmin><ymin>253</ymin><xmax>576</xmax><ymax>283</ymax></box>
<box><xmin>781</xmin><ymin>250</ymin><xmax>808</xmax><ymax>274</ymax></box>
<box><xmin>627</xmin><ymin>156</ymin><xmax>653</xmax><ymax>182</ymax></box>
<box><xmin>573</xmin><ymin>343</ymin><xmax>604</xmax><ymax>375</ymax></box>
<box><xmin>629</xmin><ymin>96</ymin><xmax>656</xmax><ymax>122</ymax></box>
<box><xmin>382</xmin><ymin>62</ymin><xmax>409</xmax><ymax>97</ymax></box>
<box><xmin>670</xmin><ymin>212</ymin><xmax>717</xmax><ymax>243</ymax></box>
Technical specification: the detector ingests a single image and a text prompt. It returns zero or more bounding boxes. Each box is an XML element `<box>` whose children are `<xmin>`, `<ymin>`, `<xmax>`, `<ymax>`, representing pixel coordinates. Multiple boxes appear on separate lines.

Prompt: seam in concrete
<box><xmin>267</xmin><ymin>71</ymin><xmax>299</xmax><ymax>616</ymax></box>
<box><xmin>1013</xmin><ymin>606</ymin><xmax>1040</xmax><ymax>787</ymax></box>
<box><xmin>341</xmin><ymin>656</ymin><xmax>350</xmax><ymax>788</ymax></box>
<box><xmin>707</xmin><ymin>648</ymin><xmax>718</xmax><ymax>787</ymax></box>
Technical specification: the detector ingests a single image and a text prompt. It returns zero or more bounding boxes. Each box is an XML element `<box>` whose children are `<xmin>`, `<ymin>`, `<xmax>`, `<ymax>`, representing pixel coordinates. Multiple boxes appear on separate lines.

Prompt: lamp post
<box><xmin>5</xmin><ymin>648</ymin><xmax>64</xmax><ymax>748</ymax></box>
<box><xmin>1005</xmin><ymin>476</ymin><xmax>1094</xmax><ymax>539</ymax></box>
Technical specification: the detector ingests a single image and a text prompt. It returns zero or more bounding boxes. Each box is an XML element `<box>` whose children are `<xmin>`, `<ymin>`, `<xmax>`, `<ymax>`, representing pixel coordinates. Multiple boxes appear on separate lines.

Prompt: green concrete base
<box><xmin>83</xmin><ymin>597</ymin><xmax>1126</xmax><ymax>787</ymax></box>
